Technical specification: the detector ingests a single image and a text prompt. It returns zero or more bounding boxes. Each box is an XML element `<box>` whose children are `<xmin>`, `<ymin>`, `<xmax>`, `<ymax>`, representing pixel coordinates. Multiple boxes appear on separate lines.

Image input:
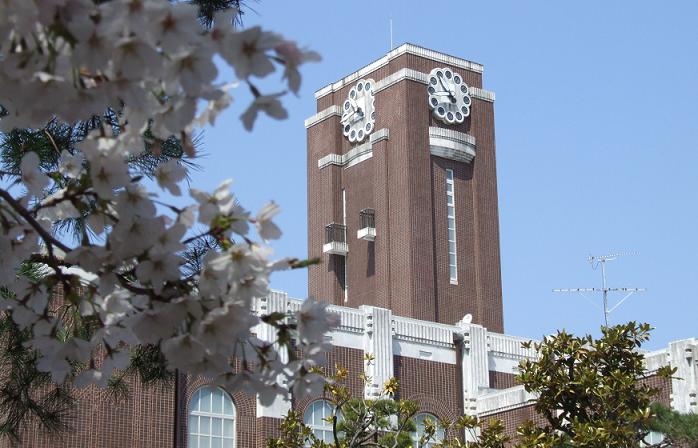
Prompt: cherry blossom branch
<box><xmin>0</xmin><ymin>187</ymin><xmax>70</xmax><ymax>255</ymax></box>
<box><xmin>0</xmin><ymin>1</ymin><xmax>333</xmax><ymax>413</ymax></box>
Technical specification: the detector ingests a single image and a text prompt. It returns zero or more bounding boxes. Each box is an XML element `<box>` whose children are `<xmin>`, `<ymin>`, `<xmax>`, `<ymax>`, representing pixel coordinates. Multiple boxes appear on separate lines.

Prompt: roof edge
<box><xmin>314</xmin><ymin>43</ymin><xmax>484</xmax><ymax>100</ymax></box>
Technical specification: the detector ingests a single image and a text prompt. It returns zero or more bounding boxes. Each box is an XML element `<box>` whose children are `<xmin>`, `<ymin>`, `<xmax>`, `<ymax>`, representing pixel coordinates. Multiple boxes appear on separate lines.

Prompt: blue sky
<box><xmin>189</xmin><ymin>1</ymin><xmax>698</xmax><ymax>349</ymax></box>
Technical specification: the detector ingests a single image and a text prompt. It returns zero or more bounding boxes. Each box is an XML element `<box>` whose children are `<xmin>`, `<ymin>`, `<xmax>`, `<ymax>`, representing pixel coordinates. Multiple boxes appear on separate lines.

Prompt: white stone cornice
<box><xmin>315</xmin><ymin>44</ymin><xmax>484</xmax><ymax>99</ymax></box>
<box><xmin>374</xmin><ymin>68</ymin><xmax>494</xmax><ymax>102</ymax></box>
<box><xmin>374</xmin><ymin>68</ymin><xmax>427</xmax><ymax>93</ymax></box>
<box><xmin>304</xmin><ymin>105</ymin><xmax>341</xmax><ymax>128</ymax></box>
<box><xmin>370</xmin><ymin>127</ymin><xmax>390</xmax><ymax>144</ymax></box>
<box><xmin>315</xmin><ymin>66</ymin><xmax>495</xmax><ymax>104</ymax></box>
<box><xmin>392</xmin><ymin>315</ymin><xmax>455</xmax><ymax>348</ymax></box>
<box><xmin>470</xmin><ymin>87</ymin><xmax>495</xmax><ymax>102</ymax></box>
<box><xmin>486</xmin><ymin>333</ymin><xmax>538</xmax><ymax>360</ymax></box>
<box><xmin>643</xmin><ymin>348</ymin><xmax>670</xmax><ymax>375</ymax></box>
<box><xmin>477</xmin><ymin>386</ymin><xmax>538</xmax><ymax>416</ymax></box>
<box><xmin>317</xmin><ymin>128</ymin><xmax>389</xmax><ymax>169</ymax></box>
<box><xmin>429</xmin><ymin>127</ymin><xmax>477</xmax><ymax>163</ymax></box>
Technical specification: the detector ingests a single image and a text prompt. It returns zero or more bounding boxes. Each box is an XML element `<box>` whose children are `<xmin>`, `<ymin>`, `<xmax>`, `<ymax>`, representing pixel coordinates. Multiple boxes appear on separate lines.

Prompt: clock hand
<box><xmin>341</xmin><ymin>110</ymin><xmax>356</xmax><ymax>124</ymax></box>
<box><xmin>438</xmin><ymin>77</ymin><xmax>456</xmax><ymax>102</ymax></box>
<box><xmin>341</xmin><ymin>98</ymin><xmax>362</xmax><ymax>123</ymax></box>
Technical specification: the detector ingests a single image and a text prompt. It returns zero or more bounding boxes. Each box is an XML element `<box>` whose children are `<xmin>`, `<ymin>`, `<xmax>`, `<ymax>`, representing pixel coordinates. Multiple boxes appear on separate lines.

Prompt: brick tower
<box><xmin>305</xmin><ymin>44</ymin><xmax>504</xmax><ymax>332</ymax></box>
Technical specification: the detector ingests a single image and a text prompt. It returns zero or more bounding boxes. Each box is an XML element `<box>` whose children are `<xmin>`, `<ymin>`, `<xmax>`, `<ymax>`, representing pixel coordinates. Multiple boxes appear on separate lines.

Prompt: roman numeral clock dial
<box><xmin>340</xmin><ymin>79</ymin><xmax>376</xmax><ymax>143</ymax></box>
<box><xmin>427</xmin><ymin>68</ymin><xmax>471</xmax><ymax>124</ymax></box>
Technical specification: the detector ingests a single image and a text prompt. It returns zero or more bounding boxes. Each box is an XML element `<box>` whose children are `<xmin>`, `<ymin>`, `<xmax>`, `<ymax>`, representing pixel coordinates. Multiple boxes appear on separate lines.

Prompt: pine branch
<box><xmin>186</xmin><ymin>0</ymin><xmax>254</xmax><ymax>29</ymax></box>
<box><xmin>0</xmin><ymin>315</ymin><xmax>74</xmax><ymax>440</ymax></box>
<box><xmin>0</xmin><ymin>112</ymin><xmax>200</xmax><ymax>244</ymax></box>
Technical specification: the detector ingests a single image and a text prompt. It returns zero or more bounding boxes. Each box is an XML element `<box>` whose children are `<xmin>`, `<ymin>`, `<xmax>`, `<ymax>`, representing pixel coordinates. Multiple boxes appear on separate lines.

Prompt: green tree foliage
<box><xmin>271</xmin><ymin>323</ymin><xmax>690</xmax><ymax>448</ymax></box>
<box><xmin>649</xmin><ymin>403</ymin><xmax>698</xmax><ymax>447</ymax></box>
<box><xmin>456</xmin><ymin>322</ymin><xmax>677</xmax><ymax>448</ymax></box>
<box><xmin>267</xmin><ymin>358</ymin><xmax>430</xmax><ymax>448</ymax></box>
<box><xmin>512</xmin><ymin>322</ymin><xmax>675</xmax><ymax>447</ymax></box>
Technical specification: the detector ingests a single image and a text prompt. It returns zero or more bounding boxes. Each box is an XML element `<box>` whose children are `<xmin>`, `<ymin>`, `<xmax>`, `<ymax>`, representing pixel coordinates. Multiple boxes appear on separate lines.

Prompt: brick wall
<box><xmin>0</xmin><ymin>374</ymin><xmax>176</xmax><ymax>448</ymax></box>
<box><xmin>489</xmin><ymin>371</ymin><xmax>519</xmax><ymax>390</ymax></box>
<box><xmin>293</xmin><ymin>346</ymin><xmax>364</xmax><ymax>415</ymax></box>
<box><xmin>1</xmin><ymin>369</ymin><xmax>259</xmax><ymax>448</ymax></box>
<box><xmin>394</xmin><ymin>355</ymin><xmax>462</xmax><ymax>440</ymax></box>
<box><xmin>640</xmin><ymin>373</ymin><xmax>672</xmax><ymax>407</ymax></box>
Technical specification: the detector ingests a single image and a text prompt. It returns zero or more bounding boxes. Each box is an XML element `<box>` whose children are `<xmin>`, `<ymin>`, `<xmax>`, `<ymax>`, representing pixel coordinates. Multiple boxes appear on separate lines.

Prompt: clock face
<box><xmin>340</xmin><ymin>79</ymin><xmax>376</xmax><ymax>143</ymax></box>
<box><xmin>427</xmin><ymin>68</ymin><xmax>472</xmax><ymax>125</ymax></box>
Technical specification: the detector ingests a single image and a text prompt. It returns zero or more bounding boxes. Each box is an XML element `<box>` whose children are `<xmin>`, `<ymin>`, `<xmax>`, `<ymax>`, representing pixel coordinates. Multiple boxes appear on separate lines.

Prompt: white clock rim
<box><xmin>341</xmin><ymin>78</ymin><xmax>376</xmax><ymax>143</ymax></box>
<box><xmin>427</xmin><ymin>67</ymin><xmax>472</xmax><ymax>125</ymax></box>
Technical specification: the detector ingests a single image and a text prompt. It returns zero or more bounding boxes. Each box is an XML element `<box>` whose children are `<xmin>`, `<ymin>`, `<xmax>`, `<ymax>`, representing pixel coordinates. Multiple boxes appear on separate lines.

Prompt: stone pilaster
<box><xmin>255</xmin><ymin>290</ymin><xmax>292</xmax><ymax>419</ymax></box>
<box><xmin>361</xmin><ymin>305</ymin><xmax>395</xmax><ymax>398</ymax></box>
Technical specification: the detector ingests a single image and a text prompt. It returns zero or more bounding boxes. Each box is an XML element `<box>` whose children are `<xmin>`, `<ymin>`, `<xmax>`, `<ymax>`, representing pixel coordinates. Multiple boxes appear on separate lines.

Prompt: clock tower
<box><xmin>305</xmin><ymin>44</ymin><xmax>504</xmax><ymax>332</ymax></box>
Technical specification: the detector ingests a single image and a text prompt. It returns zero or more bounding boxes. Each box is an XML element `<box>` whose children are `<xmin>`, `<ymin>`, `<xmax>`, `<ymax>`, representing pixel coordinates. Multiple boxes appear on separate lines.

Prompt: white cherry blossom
<box><xmin>167</xmin><ymin>48</ymin><xmax>218</xmax><ymax>95</ymax></box>
<box><xmin>84</xmin><ymin>144</ymin><xmax>131</xmax><ymax>199</ymax></box>
<box><xmin>149</xmin><ymin>3</ymin><xmax>200</xmax><ymax>53</ymax></box>
<box><xmin>275</xmin><ymin>41</ymin><xmax>321</xmax><ymax>94</ymax></box>
<box><xmin>135</xmin><ymin>248</ymin><xmax>182</xmax><ymax>294</ymax></box>
<box><xmin>255</xmin><ymin>202</ymin><xmax>282</xmax><ymax>241</ymax></box>
<box><xmin>20</xmin><ymin>152</ymin><xmax>49</xmax><ymax>196</ymax></box>
<box><xmin>223</xmin><ymin>26</ymin><xmax>280</xmax><ymax>79</ymax></box>
<box><xmin>154</xmin><ymin>159</ymin><xmax>187</xmax><ymax>196</ymax></box>
<box><xmin>0</xmin><ymin>0</ymin><xmax>331</xmax><ymax>402</ymax></box>
<box><xmin>114</xmin><ymin>184</ymin><xmax>156</xmax><ymax>221</ymax></box>
<box><xmin>241</xmin><ymin>93</ymin><xmax>288</xmax><ymax>131</ymax></box>
<box><xmin>69</xmin><ymin>15</ymin><xmax>114</xmax><ymax>71</ymax></box>
<box><xmin>191</xmin><ymin>179</ymin><xmax>237</xmax><ymax>224</ymax></box>
<box><xmin>58</xmin><ymin>150</ymin><xmax>84</xmax><ymax>178</ymax></box>
<box><xmin>297</xmin><ymin>299</ymin><xmax>340</xmax><ymax>345</ymax></box>
<box><xmin>112</xmin><ymin>36</ymin><xmax>162</xmax><ymax>80</ymax></box>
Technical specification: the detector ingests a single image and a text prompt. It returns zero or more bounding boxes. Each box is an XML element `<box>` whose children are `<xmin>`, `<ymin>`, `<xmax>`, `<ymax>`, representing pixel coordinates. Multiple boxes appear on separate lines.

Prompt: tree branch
<box><xmin>0</xmin><ymin>188</ymin><xmax>71</xmax><ymax>254</ymax></box>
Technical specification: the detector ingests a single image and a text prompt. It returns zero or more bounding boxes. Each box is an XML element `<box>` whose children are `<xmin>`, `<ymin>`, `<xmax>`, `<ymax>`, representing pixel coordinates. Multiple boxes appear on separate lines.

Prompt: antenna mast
<box><xmin>389</xmin><ymin>16</ymin><xmax>394</xmax><ymax>50</ymax></box>
<box><xmin>553</xmin><ymin>252</ymin><xmax>646</xmax><ymax>327</ymax></box>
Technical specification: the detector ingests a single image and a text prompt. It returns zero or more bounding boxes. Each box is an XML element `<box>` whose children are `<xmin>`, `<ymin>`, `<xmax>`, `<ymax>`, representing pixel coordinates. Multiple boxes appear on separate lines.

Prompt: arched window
<box><xmin>412</xmin><ymin>413</ymin><xmax>445</xmax><ymax>447</ymax></box>
<box><xmin>304</xmin><ymin>400</ymin><xmax>335</xmax><ymax>444</ymax></box>
<box><xmin>188</xmin><ymin>386</ymin><xmax>236</xmax><ymax>448</ymax></box>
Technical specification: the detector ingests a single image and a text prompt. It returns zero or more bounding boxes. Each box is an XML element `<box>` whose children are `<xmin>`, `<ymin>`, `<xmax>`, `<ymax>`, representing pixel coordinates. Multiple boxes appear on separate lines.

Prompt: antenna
<box><xmin>553</xmin><ymin>252</ymin><xmax>646</xmax><ymax>327</ymax></box>
<box><xmin>389</xmin><ymin>16</ymin><xmax>394</xmax><ymax>50</ymax></box>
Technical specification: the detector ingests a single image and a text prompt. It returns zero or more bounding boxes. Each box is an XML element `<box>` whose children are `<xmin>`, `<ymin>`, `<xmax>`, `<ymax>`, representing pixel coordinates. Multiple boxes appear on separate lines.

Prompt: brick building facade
<box><xmin>5</xmin><ymin>45</ymin><xmax>697</xmax><ymax>447</ymax></box>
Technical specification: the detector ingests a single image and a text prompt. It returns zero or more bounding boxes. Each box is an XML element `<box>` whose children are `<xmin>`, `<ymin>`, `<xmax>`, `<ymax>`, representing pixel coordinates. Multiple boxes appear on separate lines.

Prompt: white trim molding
<box><xmin>372</xmin><ymin>68</ymin><xmax>495</xmax><ymax>103</ymax></box>
<box><xmin>375</xmin><ymin>68</ymin><xmax>496</xmax><ymax>102</ymax></box>
<box><xmin>315</xmin><ymin>44</ymin><xmax>484</xmax><ymax>99</ymax></box>
<box><xmin>317</xmin><ymin>128</ymin><xmax>389</xmax><ymax>170</ymax></box>
<box><xmin>374</xmin><ymin>68</ymin><xmax>427</xmax><ymax>93</ymax></box>
<box><xmin>304</xmin><ymin>105</ymin><xmax>341</xmax><ymax>128</ymax></box>
<box><xmin>357</xmin><ymin>227</ymin><xmax>376</xmax><ymax>241</ymax></box>
<box><xmin>315</xmin><ymin>66</ymin><xmax>495</xmax><ymax>105</ymax></box>
<box><xmin>429</xmin><ymin>127</ymin><xmax>477</xmax><ymax>163</ymax></box>
<box><xmin>253</xmin><ymin>292</ymin><xmax>696</xmax><ymax>419</ymax></box>
<box><xmin>477</xmin><ymin>386</ymin><xmax>538</xmax><ymax>416</ymax></box>
<box><xmin>470</xmin><ymin>87</ymin><xmax>496</xmax><ymax>102</ymax></box>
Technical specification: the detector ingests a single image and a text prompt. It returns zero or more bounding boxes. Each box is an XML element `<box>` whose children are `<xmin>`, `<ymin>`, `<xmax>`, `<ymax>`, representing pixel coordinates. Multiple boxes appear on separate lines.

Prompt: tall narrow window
<box><xmin>446</xmin><ymin>169</ymin><xmax>457</xmax><ymax>284</ymax></box>
<box><xmin>342</xmin><ymin>188</ymin><xmax>348</xmax><ymax>302</ymax></box>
